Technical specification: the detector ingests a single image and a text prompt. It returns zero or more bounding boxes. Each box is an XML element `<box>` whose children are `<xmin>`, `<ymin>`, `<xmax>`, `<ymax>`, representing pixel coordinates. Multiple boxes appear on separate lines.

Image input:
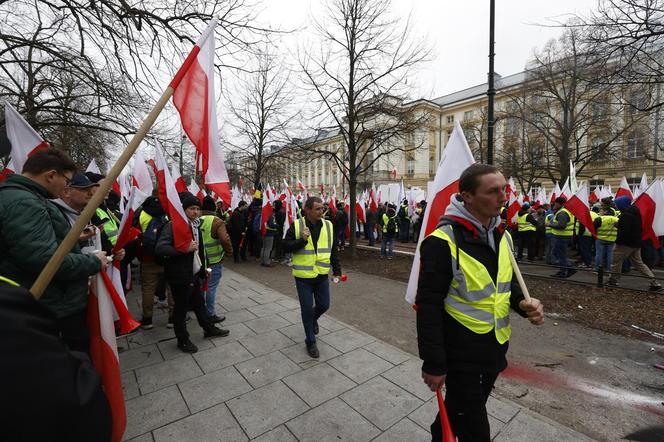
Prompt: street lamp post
<box><xmin>487</xmin><ymin>0</ymin><xmax>496</xmax><ymax>165</ymax></box>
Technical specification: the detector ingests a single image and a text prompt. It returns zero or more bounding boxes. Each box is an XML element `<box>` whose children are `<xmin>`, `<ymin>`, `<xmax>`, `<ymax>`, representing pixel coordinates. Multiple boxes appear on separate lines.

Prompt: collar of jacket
<box><xmin>438</xmin><ymin>215</ymin><xmax>505</xmax><ymax>246</ymax></box>
<box><xmin>3</xmin><ymin>174</ymin><xmax>52</xmax><ymax>198</ymax></box>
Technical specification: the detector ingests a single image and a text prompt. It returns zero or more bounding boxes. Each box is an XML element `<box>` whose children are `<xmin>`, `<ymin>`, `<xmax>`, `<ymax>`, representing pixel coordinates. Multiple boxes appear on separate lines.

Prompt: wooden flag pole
<box><xmin>30</xmin><ymin>87</ymin><xmax>175</xmax><ymax>299</ymax></box>
<box><xmin>507</xmin><ymin>248</ymin><xmax>532</xmax><ymax>303</ymax></box>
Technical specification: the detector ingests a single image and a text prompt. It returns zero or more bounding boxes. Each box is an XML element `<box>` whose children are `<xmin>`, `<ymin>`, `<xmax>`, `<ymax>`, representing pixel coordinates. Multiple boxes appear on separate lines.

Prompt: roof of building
<box><xmin>431</xmin><ymin>71</ymin><xmax>526</xmax><ymax>107</ymax></box>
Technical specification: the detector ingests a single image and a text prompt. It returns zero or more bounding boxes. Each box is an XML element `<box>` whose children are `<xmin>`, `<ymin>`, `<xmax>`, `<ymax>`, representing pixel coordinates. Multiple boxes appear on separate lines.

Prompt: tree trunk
<box><xmin>348</xmin><ymin>172</ymin><xmax>358</xmax><ymax>258</ymax></box>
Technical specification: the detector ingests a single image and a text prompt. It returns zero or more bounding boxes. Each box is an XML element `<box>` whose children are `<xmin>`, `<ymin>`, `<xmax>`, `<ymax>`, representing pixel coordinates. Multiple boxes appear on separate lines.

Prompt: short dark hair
<box><xmin>22</xmin><ymin>148</ymin><xmax>77</xmax><ymax>176</ymax></box>
<box><xmin>304</xmin><ymin>196</ymin><xmax>322</xmax><ymax>209</ymax></box>
<box><xmin>458</xmin><ymin>163</ymin><xmax>499</xmax><ymax>194</ymax></box>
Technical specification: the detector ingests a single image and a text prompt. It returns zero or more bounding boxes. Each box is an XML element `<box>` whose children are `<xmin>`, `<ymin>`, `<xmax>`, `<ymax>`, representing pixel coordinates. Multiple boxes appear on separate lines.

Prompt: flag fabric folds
<box><xmin>1</xmin><ymin>103</ymin><xmax>49</xmax><ymax>181</ymax></box>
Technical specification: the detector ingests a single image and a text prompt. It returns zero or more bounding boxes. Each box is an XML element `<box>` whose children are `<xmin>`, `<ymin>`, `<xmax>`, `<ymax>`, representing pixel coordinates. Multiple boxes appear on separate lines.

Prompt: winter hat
<box><xmin>179</xmin><ymin>191</ymin><xmax>200</xmax><ymax>210</ymax></box>
<box><xmin>202</xmin><ymin>195</ymin><xmax>216</xmax><ymax>212</ymax></box>
<box><xmin>614</xmin><ymin>195</ymin><xmax>632</xmax><ymax>211</ymax></box>
<box><xmin>85</xmin><ymin>171</ymin><xmax>105</xmax><ymax>183</ymax></box>
<box><xmin>554</xmin><ymin>196</ymin><xmax>567</xmax><ymax>205</ymax></box>
<box><xmin>522</xmin><ymin>202</ymin><xmax>530</xmax><ymax>209</ymax></box>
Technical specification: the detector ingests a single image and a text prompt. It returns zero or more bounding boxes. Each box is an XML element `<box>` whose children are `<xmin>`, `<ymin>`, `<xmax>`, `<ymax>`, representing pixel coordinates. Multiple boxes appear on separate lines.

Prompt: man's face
<box><xmin>306</xmin><ymin>201</ymin><xmax>324</xmax><ymax>222</ymax></box>
<box><xmin>44</xmin><ymin>169</ymin><xmax>73</xmax><ymax>197</ymax></box>
<box><xmin>185</xmin><ymin>206</ymin><xmax>201</xmax><ymax>221</ymax></box>
<box><xmin>461</xmin><ymin>172</ymin><xmax>508</xmax><ymax>219</ymax></box>
<box><xmin>61</xmin><ymin>186</ymin><xmax>94</xmax><ymax>211</ymax></box>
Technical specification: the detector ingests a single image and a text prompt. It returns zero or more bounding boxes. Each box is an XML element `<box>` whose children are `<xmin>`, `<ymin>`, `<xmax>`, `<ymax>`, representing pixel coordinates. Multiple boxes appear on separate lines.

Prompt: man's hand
<box><xmin>188</xmin><ymin>241</ymin><xmax>199</xmax><ymax>253</ymax></box>
<box><xmin>94</xmin><ymin>251</ymin><xmax>108</xmax><ymax>272</ymax></box>
<box><xmin>113</xmin><ymin>248</ymin><xmax>126</xmax><ymax>261</ymax></box>
<box><xmin>519</xmin><ymin>297</ymin><xmax>544</xmax><ymax>325</ymax></box>
<box><xmin>302</xmin><ymin>227</ymin><xmax>311</xmax><ymax>241</ymax></box>
<box><xmin>422</xmin><ymin>371</ymin><xmax>446</xmax><ymax>392</ymax></box>
<box><xmin>79</xmin><ymin>225</ymin><xmax>96</xmax><ymax>242</ymax></box>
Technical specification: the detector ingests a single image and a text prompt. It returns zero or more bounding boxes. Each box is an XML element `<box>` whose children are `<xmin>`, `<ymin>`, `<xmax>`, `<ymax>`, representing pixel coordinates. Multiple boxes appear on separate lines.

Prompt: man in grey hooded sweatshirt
<box><xmin>416</xmin><ymin>163</ymin><xmax>544</xmax><ymax>442</ymax></box>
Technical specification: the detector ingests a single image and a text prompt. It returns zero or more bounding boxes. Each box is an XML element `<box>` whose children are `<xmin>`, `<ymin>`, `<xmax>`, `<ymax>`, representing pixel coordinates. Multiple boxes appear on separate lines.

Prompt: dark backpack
<box><xmin>397</xmin><ymin>206</ymin><xmax>406</xmax><ymax>219</ymax></box>
<box><xmin>386</xmin><ymin>216</ymin><xmax>397</xmax><ymax>235</ymax></box>
<box><xmin>141</xmin><ymin>215</ymin><xmax>166</xmax><ymax>256</ymax></box>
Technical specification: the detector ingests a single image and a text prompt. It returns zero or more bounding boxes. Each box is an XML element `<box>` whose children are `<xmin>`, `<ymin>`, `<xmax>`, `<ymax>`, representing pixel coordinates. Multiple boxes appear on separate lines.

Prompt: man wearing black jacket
<box><xmin>416</xmin><ymin>164</ymin><xmax>544</xmax><ymax>442</ymax></box>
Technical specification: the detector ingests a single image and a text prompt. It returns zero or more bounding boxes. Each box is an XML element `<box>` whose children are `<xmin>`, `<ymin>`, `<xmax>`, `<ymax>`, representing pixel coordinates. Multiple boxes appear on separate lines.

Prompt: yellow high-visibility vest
<box><xmin>551</xmin><ymin>208</ymin><xmax>575</xmax><ymax>237</ymax></box>
<box><xmin>596</xmin><ymin>215</ymin><xmax>619</xmax><ymax>242</ymax></box>
<box><xmin>292</xmin><ymin>218</ymin><xmax>333</xmax><ymax>279</ymax></box>
<box><xmin>427</xmin><ymin>225</ymin><xmax>514</xmax><ymax>344</ymax></box>
<box><xmin>96</xmin><ymin>207</ymin><xmax>120</xmax><ymax>245</ymax></box>
<box><xmin>517</xmin><ymin>213</ymin><xmax>536</xmax><ymax>232</ymax></box>
<box><xmin>200</xmin><ymin>215</ymin><xmax>225</xmax><ymax>265</ymax></box>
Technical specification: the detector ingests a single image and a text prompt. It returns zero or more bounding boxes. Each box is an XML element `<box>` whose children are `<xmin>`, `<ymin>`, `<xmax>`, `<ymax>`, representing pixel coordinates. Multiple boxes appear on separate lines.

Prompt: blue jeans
<box><xmin>552</xmin><ymin>236</ymin><xmax>572</xmax><ymax>274</ymax></box>
<box><xmin>545</xmin><ymin>233</ymin><xmax>556</xmax><ymax>264</ymax></box>
<box><xmin>381</xmin><ymin>235</ymin><xmax>395</xmax><ymax>257</ymax></box>
<box><xmin>205</xmin><ymin>263</ymin><xmax>223</xmax><ymax>316</ymax></box>
<box><xmin>578</xmin><ymin>235</ymin><xmax>593</xmax><ymax>266</ymax></box>
<box><xmin>295</xmin><ymin>278</ymin><xmax>330</xmax><ymax>344</ymax></box>
<box><xmin>595</xmin><ymin>240</ymin><xmax>615</xmax><ymax>271</ymax></box>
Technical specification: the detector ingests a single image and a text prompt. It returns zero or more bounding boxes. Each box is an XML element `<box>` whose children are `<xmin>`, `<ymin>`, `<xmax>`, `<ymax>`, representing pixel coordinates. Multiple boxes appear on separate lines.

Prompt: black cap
<box><xmin>69</xmin><ymin>171</ymin><xmax>99</xmax><ymax>188</ymax></box>
<box><xmin>202</xmin><ymin>195</ymin><xmax>216</xmax><ymax>212</ymax></box>
<box><xmin>85</xmin><ymin>171</ymin><xmax>105</xmax><ymax>183</ymax></box>
<box><xmin>179</xmin><ymin>191</ymin><xmax>200</xmax><ymax>210</ymax></box>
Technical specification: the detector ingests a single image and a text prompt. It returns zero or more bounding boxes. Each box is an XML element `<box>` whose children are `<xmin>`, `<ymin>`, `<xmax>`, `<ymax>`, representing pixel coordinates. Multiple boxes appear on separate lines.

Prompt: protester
<box><xmin>229</xmin><ymin>201</ymin><xmax>249</xmax><ymax>263</ymax></box>
<box><xmin>398</xmin><ymin>198</ymin><xmax>410</xmax><ymax>242</ymax></box>
<box><xmin>0</xmin><ymin>149</ymin><xmax>106</xmax><ymax>352</ymax></box>
<box><xmin>201</xmin><ymin>196</ymin><xmax>233</xmax><ymax>322</ymax></box>
<box><xmin>608</xmin><ymin>196</ymin><xmax>662</xmax><ymax>291</ymax></box>
<box><xmin>365</xmin><ymin>204</ymin><xmax>377</xmax><ymax>246</ymax></box>
<box><xmin>416</xmin><ymin>163</ymin><xmax>544</xmax><ymax>442</ymax></box>
<box><xmin>154</xmin><ymin>191</ymin><xmax>229</xmax><ymax>353</ymax></box>
<box><xmin>516</xmin><ymin>203</ymin><xmax>537</xmax><ymax>262</ymax></box>
<box><xmin>282</xmin><ymin>196</ymin><xmax>342</xmax><ymax>358</ymax></box>
<box><xmin>334</xmin><ymin>201</ymin><xmax>348</xmax><ymax>250</ymax></box>
<box><xmin>594</xmin><ymin>206</ymin><xmax>618</xmax><ymax>272</ymax></box>
<box><xmin>381</xmin><ymin>203</ymin><xmax>399</xmax><ymax>259</ymax></box>
<box><xmin>261</xmin><ymin>202</ymin><xmax>278</xmax><ymax>267</ymax></box>
<box><xmin>136</xmin><ymin>195</ymin><xmax>173</xmax><ymax>329</ymax></box>
<box><xmin>547</xmin><ymin>196</ymin><xmax>577</xmax><ymax>278</ymax></box>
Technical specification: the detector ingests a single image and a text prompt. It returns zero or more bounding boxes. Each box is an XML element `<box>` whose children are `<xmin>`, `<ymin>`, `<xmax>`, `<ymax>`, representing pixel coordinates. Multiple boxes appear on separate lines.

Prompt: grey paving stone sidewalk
<box><xmin>120</xmin><ymin>268</ymin><xmax>595</xmax><ymax>441</ymax></box>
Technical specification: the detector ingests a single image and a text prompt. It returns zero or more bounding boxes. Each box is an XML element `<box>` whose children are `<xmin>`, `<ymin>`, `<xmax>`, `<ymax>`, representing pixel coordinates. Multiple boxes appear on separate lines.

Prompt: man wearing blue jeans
<box><xmin>547</xmin><ymin>197</ymin><xmax>576</xmax><ymax>278</ymax></box>
<box><xmin>282</xmin><ymin>197</ymin><xmax>342</xmax><ymax>358</ymax></box>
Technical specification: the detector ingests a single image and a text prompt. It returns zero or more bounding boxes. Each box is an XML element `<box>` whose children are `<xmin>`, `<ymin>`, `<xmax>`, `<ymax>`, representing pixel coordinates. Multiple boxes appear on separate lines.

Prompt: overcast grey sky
<box><xmin>256</xmin><ymin>0</ymin><xmax>599</xmax><ymax>100</ymax></box>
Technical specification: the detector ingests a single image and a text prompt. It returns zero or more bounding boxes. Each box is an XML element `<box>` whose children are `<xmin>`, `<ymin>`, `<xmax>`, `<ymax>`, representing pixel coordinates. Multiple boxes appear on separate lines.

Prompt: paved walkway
<box><xmin>119</xmin><ymin>269</ymin><xmax>595</xmax><ymax>441</ymax></box>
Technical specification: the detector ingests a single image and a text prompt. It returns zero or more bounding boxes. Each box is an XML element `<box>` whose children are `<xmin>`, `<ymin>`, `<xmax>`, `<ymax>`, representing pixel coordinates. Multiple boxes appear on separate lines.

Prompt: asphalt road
<box><xmin>225</xmin><ymin>257</ymin><xmax>664</xmax><ymax>441</ymax></box>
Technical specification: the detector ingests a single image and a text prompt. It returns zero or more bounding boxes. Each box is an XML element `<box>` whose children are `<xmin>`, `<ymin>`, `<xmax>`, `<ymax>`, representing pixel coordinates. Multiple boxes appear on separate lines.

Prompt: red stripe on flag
<box><xmin>424</xmin><ymin>180</ymin><xmax>458</xmax><ymax>237</ymax></box>
<box><xmin>28</xmin><ymin>140</ymin><xmax>50</xmax><ymax>156</ymax></box>
<box><xmin>207</xmin><ymin>182</ymin><xmax>231</xmax><ymax>208</ymax></box>
<box><xmin>634</xmin><ymin>192</ymin><xmax>661</xmax><ymax>248</ymax></box>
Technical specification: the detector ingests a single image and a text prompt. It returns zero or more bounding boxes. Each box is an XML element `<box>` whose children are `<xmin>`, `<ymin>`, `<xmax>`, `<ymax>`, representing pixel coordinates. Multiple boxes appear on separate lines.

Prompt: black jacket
<box><xmin>229</xmin><ymin>208</ymin><xmax>248</xmax><ymax>237</ymax></box>
<box><xmin>416</xmin><ymin>217</ymin><xmax>527</xmax><ymax>376</ymax></box>
<box><xmin>616</xmin><ymin>205</ymin><xmax>642</xmax><ymax>248</ymax></box>
<box><xmin>282</xmin><ymin>218</ymin><xmax>342</xmax><ymax>282</ymax></box>
<box><xmin>154</xmin><ymin>222</ymin><xmax>207</xmax><ymax>284</ymax></box>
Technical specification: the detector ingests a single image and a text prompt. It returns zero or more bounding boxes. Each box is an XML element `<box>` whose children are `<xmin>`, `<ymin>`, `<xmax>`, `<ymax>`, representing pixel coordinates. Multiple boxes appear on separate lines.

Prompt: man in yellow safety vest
<box><xmin>416</xmin><ymin>164</ymin><xmax>544</xmax><ymax>442</ymax></box>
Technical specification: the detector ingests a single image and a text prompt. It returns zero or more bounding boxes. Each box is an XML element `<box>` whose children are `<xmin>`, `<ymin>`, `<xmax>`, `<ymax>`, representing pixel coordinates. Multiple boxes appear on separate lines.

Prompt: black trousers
<box><xmin>169</xmin><ymin>281</ymin><xmax>212</xmax><ymax>341</ymax></box>
<box><xmin>517</xmin><ymin>231</ymin><xmax>535</xmax><ymax>261</ymax></box>
<box><xmin>231</xmin><ymin>234</ymin><xmax>246</xmax><ymax>262</ymax></box>
<box><xmin>430</xmin><ymin>371</ymin><xmax>499</xmax><ymax>442</ymax></box>
<box><xmin>56</xmin><ymin>309</ymin><xmax>90</xmax><ymax>355</ymax></box>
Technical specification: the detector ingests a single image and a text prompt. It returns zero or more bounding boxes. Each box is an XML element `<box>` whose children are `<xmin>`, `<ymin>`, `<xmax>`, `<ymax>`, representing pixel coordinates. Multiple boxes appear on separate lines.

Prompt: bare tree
<box><xmin>298</xmin><ymin>0</ymin><xmax>431</xmax><ymax>255</ymax></box>
<box><xmin>227</xmin><ymin>50</ymin><xmax>297</xmax><ymax>188</ymax></box>
<box><xmin>570</xmin><ymin>0</ymin><xmax>664</xmax><ymax>111</ymax></box>
<box><xmin>502</xmin><ymin>29</ymin><xmax>646</xmax><ymax>183</ymax></box>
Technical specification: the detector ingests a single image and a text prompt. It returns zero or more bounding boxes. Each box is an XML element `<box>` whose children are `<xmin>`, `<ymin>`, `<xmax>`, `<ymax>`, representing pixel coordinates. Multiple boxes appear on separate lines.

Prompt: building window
<box><xmin>429</xmin><ymin>148</ymin><xmax>436</xmax><ymax>176</ymax></box>
<box><xmin>407</xmin><ymin>157</ymin><xmax>415</xmax><ymax>175</ymax></box>
<box><xmin>626</xmin><ymin>177</ymin><xmax>640</xmax><ymax>193</ymax></box>
<box><xmin>505</xmin><ymin>118</ymin><xmax>519</xmax><ymax>137</ymax></box>
<box><xmin>463</xmin><ymin>110</ymin><xmax>474</xmax><ymax>121</ymax></box>
<box><xmin>589</xmin><ymin>179</ymin><xmax>604</xmax><ymax>191</ymax></box>
<box><xmin>591</xmin><ymin>102</ymin><xmax>609</xmax><ymax>123</ymax></box>
<box><xmin>626</xmin><ymin>131</ymin><xmax>645</xmax><ymax>159</ymax></box>
<box><xmin>446</xmin><ymin>115</ymin><xmax>454</xmax><ymax>124</ymax></box>
<box><xmin>530</xmin><ymin>143</ymin><xmax>543</xmax><ymax>166</ymax></box>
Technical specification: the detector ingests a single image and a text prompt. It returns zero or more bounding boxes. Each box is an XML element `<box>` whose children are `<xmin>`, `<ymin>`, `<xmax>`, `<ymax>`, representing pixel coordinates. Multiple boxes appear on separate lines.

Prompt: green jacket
<box><xmin>0</xmin><ymin>174</ymin><xmax>101</xmax><ymax>318</ymax></box>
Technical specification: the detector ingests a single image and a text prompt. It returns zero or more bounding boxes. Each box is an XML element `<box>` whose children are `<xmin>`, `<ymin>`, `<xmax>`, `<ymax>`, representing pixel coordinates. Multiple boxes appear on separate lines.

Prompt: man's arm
<box><xmin>212</xmin><ymin>218</ymin><xmax>233</xmax><ymax>256</ymax></box>
<box><xmin>154</xmin><ymin>223</ymin><xmax>182</xmax><ymax>257</ymax></box>
<box><xmin>549</xmin><ymin>211</ymin><xmax>569</xmax><ymax>229</ymax></box>
<box><xmin>416</xmin><ymin>236</ymin><xmax>453</xmax><ymax>376</ymax></box>
<box><xmin>281</xmin><ymin>223</ymin><xmax>307</xmax><ymax>253</ymax></box>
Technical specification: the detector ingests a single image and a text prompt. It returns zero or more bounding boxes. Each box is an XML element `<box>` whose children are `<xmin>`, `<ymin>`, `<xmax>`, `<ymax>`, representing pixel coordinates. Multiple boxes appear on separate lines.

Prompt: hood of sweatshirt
<box><xmin>440</xmin><ymin>194</ymin><xmax>501</xmax><ymax>251</ymax></box>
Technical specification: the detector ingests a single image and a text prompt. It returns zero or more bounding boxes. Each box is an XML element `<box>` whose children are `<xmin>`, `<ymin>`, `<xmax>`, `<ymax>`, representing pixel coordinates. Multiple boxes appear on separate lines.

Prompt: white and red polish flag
<box><xmin>356</xmin><ymin>196</ymin><xmax>366</xmax><ymax>224</ymax></box>
<box><xmin>170</xmin><ymin>163</ymin><xmax>188</xmax><ymax>193</ymax></box>
<box><xmin>565</xmin><ymin>182</ymin><xmax>596</xmax><ymax>238</ymax></box>
<box><xmin>297</xmin><ymin>178</ymin><xmax>306</xmax><ymax>193</ymax></box>
<box><xmin>616</xmin><ymin>176</ymin><xmax>634</xmax><ymax>199</ymax></box>
<box><xmin>506</xmin><ymin>191</ymin><xmax>522</xmax><ymax>228</ymax></box>
<box><xmin>505</xmin><ymin>177</ymin><xmax>515</xmax><ymax>197</ymax></box>
<box><xmin>550</xmin><ymin>181</ymin><xmax>561</xmax><ymax>204</ymax></box>
<box><xmin>170</xmin><ymin>20</ymin><xmax>231</xmax><ymax>206</ymax></box>
<box><xmin>87</xmin><ymin>270</ymin><xmax>129</xmax><ymax>442</ymax></box>
<box><xmin>131</xmin><ymin>151</ymin><xmax>153</xmax><ymax>196</ymax></box>
<box><xmin>559</xmin><ymin>177</ymin><xmax>571</xmax><ymax>200</ymax></box>
<box><xmin>589</xmin><ymin>186</ymin><xmax>600</xmax><ymax>204</ymax></box>
<box><xmin>633</xmin><ymin>180</ymin><xmax>664</xmax><ymax>248</ymax></box>
<box><xmin>189</xmin><ymin>178</ymin><xmax>204</xmax><ymax>203</ymax></box>
<box><xmin>405</xmin><ymin>120</ymin><xmax>475</xmax><ymax>305</ymax></box>
<box><xmin>155</xmin><ymin>143</ymin><xmax>193</xmax><ymax>252</ymax></box>
<box><xmin>261</xmin><ymin>184</ymin><xmax>273</xmax><ymax>237</ymax></box>
<box><xmin>637</xmin><ymin>172</ymin><xmax>648</xmax><ymax>198</ymax></box>
<box><xmin>369</xmin><ymin>184</ymin><xmax>378</xmax><ymax>212</ymax></box>
<box><xmin>1</xmin><ymin>103</ymin><xmax>49</xmax><ymax>181</ymax></box>
<box><xmin>86</xmin><ymin>158</ymin><xmax>102</xmax><ymax>174</ymax></box>
<box><xmin>113</xmin><ymin>186</ymin><xmax>148</xmax><ymax>255</ymax></box>
<box><xmin>328</xmin><ymin>187</ymin><xmax>338</xmax><ymax>217</ymax></box>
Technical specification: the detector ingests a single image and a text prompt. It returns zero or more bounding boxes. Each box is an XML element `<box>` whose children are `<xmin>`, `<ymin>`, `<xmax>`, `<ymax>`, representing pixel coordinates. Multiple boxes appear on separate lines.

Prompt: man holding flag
<box><xmin>416</xmin><ymin>164</ymin><xmax>544</xmax><ymax>442</ymax></box>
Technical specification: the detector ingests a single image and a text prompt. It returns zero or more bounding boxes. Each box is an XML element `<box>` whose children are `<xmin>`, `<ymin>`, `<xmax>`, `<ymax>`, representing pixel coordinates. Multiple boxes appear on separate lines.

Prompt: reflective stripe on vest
<box><xmin>0</xmin><ymin>275</ymin><xmax>19</xmax><ymax>287</ymax></box>
<box><xmin>596</xmin><ymin>215</ymin><xmax>618</xmax><ymax>242</ymax></box>
<box><xmin>96</xmin><ymin>207</ymin><xmax>119</xmax><ymax>245</ymax></box>
<box><xmin>427</xmin><ymin>225</ymin><xmax>513</xmax><ymax>344</ymax></box>
<box><xmin>545</xmin><ymin>213</ymin><xmax>553</xmax><ymax>234</ymax></box>
<box><xmin>551</xmin><ymin>208</ymin><xmax>575</xmax><ymax>237</ymax></box>
<box><xmin>292</xmin><ymin>218</ymin><xmax>333</xmax><ymax>278</ymax></box>
<box><xmin>517</xmin><ymin>214</ymin><xmax>535</xmax><ymax>232</ymax></box>
<box><xmin>200</xmin><ymin>215</ymin><xmax>225</xmax><ymax>265</ymax></box>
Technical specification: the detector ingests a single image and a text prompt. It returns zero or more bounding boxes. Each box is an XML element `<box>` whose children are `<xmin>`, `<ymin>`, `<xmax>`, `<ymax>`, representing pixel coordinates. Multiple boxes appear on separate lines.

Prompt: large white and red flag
<box><xmin>87</xmin><ymin>270</ymin><xmax>129</xmax><ymax>442</ymax></box>
<box><xmin>616</xmin><ymin>176</ymin><xmax>633</xmax><ymax>199</ymax></box>
<box><xmin>559</xmin><ymin>177</ymin><xmax>571</xmax><ymax>200</ymax></box>
<box><xmin>505</xmin><ymin>177</ymin><xmax>516</xmax><ymax>197</ymax></box>
<box><xmin>261</xmin><ymin>185</ymin><xmax>273</xmax><ymax>237</ymax></box>
<box><xmin>369</xmin><ymin>184</ymin><xmax>378</xmax><ymax>212</ymax></box>
<box><xmin>636</xmin><ymin>172</ymin><xmax>648</xmax><ymax>198</ymax></box>
<box><xmin>296</xmin><ymin>178</ymin><xmax>306</xmax><ymax>193</ymax></box>
<box><xmin>171</xmin><ymin>163</ymin><xmax>188</xmax><ymax>193</ymax></box>
<box><xmin>1</xmin><ymin>103</ymin><xmax>49</xmax><ymax>180</ymax></box>
<box><xmin>113</xmin><ymin>186</ymin><xmax>148</xmax><ymax>255</ymax></box>
<box><xmin>155</xmin><ymin>144</ymin><xmax>193</xmax><ymax>252</ymax></box>
<box><xmin>189</xmin><ymin>178</ymin><xmax>204</xmax><ymax>203</ymax></box>
<box><xmin>356</xmin><ymin>196</ymin><xmax>366</xmax><ymax>224</ymax></box>
<box><xmin>170</xmin><ymin>20</ymin><xmax>231</xmax><ymax>206</ymax></box>
<box><xmin>405</xmin><ymin>120</ymin><xmax>475</xmax><ymax>304</ymax></box>
<box><xmin>633</xmin><ymin>180</ymin><xmax>664</xmax><ymax>248</ymax></box>
<box><xmin>565</xmin><ymin>182</ymin><xmax>596</xmax><ymax>238</ymax></box>
<box><xmin>131</xmin><ymin>151</ymin><xmax>153</xmax><ymax>196</ymax></box>
<box><xmin>506</xmin><ymin>191</ymin><xmax>522</xmax><ymax>228</ymax></box>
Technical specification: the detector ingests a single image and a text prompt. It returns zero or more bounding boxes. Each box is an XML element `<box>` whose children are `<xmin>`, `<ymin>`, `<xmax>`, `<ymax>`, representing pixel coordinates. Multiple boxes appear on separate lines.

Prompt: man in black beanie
<box><xmin>155</xmin><ymin>192</ymin><xmax>229</xmax><ymax>353</ymax></box>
